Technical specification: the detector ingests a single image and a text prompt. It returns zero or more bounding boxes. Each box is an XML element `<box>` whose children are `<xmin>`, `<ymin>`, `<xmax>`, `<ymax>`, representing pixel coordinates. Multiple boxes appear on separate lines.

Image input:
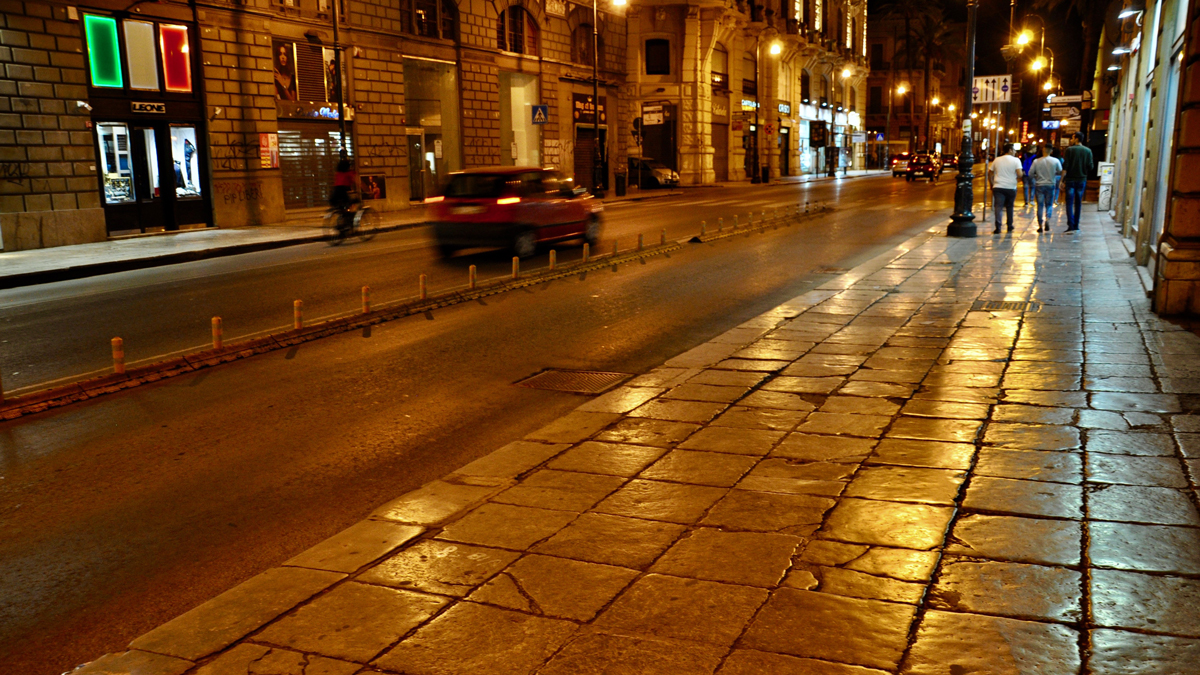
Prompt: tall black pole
<box><xmin>752</xmin><ymin>35</ymin><xmax>762</xmax><ymax>183</ymax></box>
<box><xmin>333</xmin><ymin>0</ymin><xmax>347</xmax><ymax>154</ymax></box>
<box><xmin>592</xmin><ymin>0</ymin><xmax>603</xmax><ymax>196</ymax></box>
<box><xmin>948</xmin><ymin>0</ymin><xmax>977</xmax><ymax>237</ymax></box>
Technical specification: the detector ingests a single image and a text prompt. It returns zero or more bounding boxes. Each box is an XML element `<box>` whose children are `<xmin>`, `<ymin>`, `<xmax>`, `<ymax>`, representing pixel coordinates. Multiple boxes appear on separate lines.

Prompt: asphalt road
<box><xmin>0</xmin><ymin>175</ymin><xmax>955</xmax><ymax>674</ymax></box>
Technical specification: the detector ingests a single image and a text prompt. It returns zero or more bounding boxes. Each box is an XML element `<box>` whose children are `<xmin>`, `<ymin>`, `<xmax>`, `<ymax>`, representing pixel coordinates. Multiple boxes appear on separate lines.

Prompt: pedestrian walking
<box><xmin>987</xmin><ymin>143</ymin><xmax>1024</xmax><ymax>233</ymax></box>
<box><xmin>1030</xmin><ymin>145</ymin><xmax>1062</xmax><ymax>232</ymax></box>
<box><xmin>1050</xmin><ymin>147</ymin><xmax>1064</xmax><ymax>204</ymax></box>
<box><xmin>1021</xmin><ymin>149</ymin><xmax>1036</xmax><ymax>207</ymax></box>
<box><xmin>1060</xmin><ymin>132</ymin><xmax>1094</xmax><ymax>232</ymax></box>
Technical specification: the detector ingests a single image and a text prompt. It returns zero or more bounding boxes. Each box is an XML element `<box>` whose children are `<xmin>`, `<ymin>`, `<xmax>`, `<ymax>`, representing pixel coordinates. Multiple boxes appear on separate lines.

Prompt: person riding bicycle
<box><xmin>329</xmin><ymin>156</ymin><xmax>358</xmax><ymax>233</ymax></box>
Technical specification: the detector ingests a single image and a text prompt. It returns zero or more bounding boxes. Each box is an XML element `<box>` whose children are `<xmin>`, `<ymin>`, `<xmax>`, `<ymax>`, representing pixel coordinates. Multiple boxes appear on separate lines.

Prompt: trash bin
<box><xmin>615</xmin><ymin>173</ymin><xmax>627</xmax><ymax>197</ymax></box>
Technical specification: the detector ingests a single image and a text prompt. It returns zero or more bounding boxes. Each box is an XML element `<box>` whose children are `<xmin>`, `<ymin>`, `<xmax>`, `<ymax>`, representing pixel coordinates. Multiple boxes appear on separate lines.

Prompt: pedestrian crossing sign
<box><xmin>532</xmin><ymin>105</ymin><xmax>548</xmax><ymax>125</ymax></box>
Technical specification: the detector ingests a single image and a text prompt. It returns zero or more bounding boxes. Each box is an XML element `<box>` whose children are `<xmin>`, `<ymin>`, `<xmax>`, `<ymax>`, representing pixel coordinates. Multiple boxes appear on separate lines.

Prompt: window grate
<box><xmin>516</xmin><ymin>369</ymin><xmax>632</xmax><ymax>394</ymax></box>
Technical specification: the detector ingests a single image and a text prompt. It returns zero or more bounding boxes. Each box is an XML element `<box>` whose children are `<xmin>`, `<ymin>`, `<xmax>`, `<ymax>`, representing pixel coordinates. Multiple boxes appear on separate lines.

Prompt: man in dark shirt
<box><xmin>1060</xmin><ymin>132</ymin><xmax>1094</xmax><ymax>232</ymax></box>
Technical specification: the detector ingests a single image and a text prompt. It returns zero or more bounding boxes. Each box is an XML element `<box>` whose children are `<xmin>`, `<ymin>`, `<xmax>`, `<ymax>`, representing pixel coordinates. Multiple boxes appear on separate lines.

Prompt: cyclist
<box><xmin>329</xmin><ymin>155</ymin><xmax>358</xmax><ymax>234</ymax></box>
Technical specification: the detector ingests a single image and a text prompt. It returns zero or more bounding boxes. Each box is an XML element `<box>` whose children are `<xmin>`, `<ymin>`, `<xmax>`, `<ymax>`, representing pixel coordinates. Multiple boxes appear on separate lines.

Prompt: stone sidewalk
<box><xmin>76</xmin><ymin>204</ymin><xmax>1200</xmax><ymax>675</ymax></box>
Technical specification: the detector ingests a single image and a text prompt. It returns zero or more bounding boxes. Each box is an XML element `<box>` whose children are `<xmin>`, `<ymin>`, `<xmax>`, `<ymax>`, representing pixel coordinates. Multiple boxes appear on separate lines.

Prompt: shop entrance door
<box><xmin>96</xmin><ymin>121</ymin><xmax>209</xmax><ymax>235</ymax></box>
<box><xmin>407</xmin><ymin>132</ymin><xmax>426</xmax><ymax>202</ymax></box>
<box><xmin>574</xmin><ymin>127</ymin><xmax>607</xmax><ymax>191</ymax></box>
<box><xmin>712</xmin><ymin>123</ymin><xmax>728</xmax><ymax>182</ymax></box>
<box><xmin>779</xmin><ymin>128</ymin><xmax>790</xmax><ymax>176</ymax></box>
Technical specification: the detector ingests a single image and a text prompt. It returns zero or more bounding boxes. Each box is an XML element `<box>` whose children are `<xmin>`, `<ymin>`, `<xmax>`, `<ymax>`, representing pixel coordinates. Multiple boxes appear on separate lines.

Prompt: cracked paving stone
<box><xmin>771</xmin><ymin>433</ymin><xmax>877</xmax><ymax>462</ymax></box>
<box><xmin>838</xmin><ymin>381</ymin><xmax>918</xmax><ymax>398</ymax></box>
<box><xmin>734</xmin><ymin>344</ymin><xmax>814</xmax><ymax>362</ymax></box>
<box><xmin>991</xmin><ymin>404</ymin><xmax>1076</xmax><ymax>425</ymax></box>
<box><xmin>375</xmin><ymin>601</ymin><xmax>578</xmax><ymax>675</ymax></box>
<box><xmin>1002</xmin><ymin>373</ymin><xmax>1081</xmax><ymax>391</ymax></box>
<box><xmin>844</xmin><ymin>466</ymin><xmax>966</xmax><ymax>506</ymax></box>
<box><xmin>912</xmin><ymin>386</ymin><xmax>1000</xmax><ymax>405</ymax></box>
<box><xmin>256</xmin><ymin>582</ymin><xmax>448</xmax><ymax>663</ymax></box>
<box><xmin>983</xmin><ymin>422</ymin><xmax>1081</xmax><ymax>451</ymax></box>
<box><xmin>741</xmin><ymin>588</ymin><xmax>916</xmax><ymax>671</ymax></box>
<box><xmin>821</xmin><ymin>498</ymin><xmax>955</xmax><ymax>550</ymax></box>
<box><xmin>783</xmin><ymin>361</ymin><xmax>860</xmax><ymax>377</ymax></box>
<box><xmin>468</xmin><ymin>554</ymin><xmax>638</xmax><ymax>621</ymax></box>
<box><xmin>628</xmin><ymin>399</ymin><xmax>729</xmax><ymax>424</ymax></box>
<box><xmin>662</xmin><ymin>383</ymin><xmax>752</xmax><ymax>403</ymax></box>
<box><xmin>963</xmin><ymin>476</ymin><xmax>1083</xmax><ymax>519</ymax></box>
<box><xmin>650</xmin><ymin>528</ymin><xmax>800</xmax><ymax>587</ymax></box>
<box><xmin>1092</xmin><ymin>569</ymin><xmax>1200</xmax><ymax>637</ymax></box>
<box><xmin>701</xmin><ymin>489</ymin><xmax>835</xmax><ymax>535</ymax></box>
<box><xmin>974</xmin><ymin>447</ymin><xmax>1083</xmax><ymax>484</ymax></box>
<box><xmin>540</xmin><ymin>632</ymin><xmax>726</xmax><ymax>675</ymax></box>
<box><xmin>900</xmin><ymin>610</ymin><xmax>1080</xmax><ymax>675</ymax></box>
<box><xmin>737</xmin><ymin>457</ymin><xmax>855</xmax><ymax>496</ymax></box>
<box><xmin>800</xmin><ymin>540</ymin><xmax>869</xmax><ymax>566</ymax></box>
<box><xmin>594</xmin><ymin>574</ymin><xmax>767</xmax><ymax>648</ymax></box>
<box><xmin>738</xmin><ymin>389</ymin><xmax>820</xmax><ymax>412</ymax></box>
<box><xmin>887</xmin><ymin>416</ymin><xmax>982</xmax><ymax>444</ymax></box>
<box><xmin>1085</xmin><ymin>454</ymin><xmax>1189</xmax><ymax>487</ymax></box>
<box><xmin>677</xmin><ymin>426</ymin><xmax>786</xmax><ymax>456</ymax></box>
<box><xmin>715</xmin><ymin>358</ymin><xmax>792</xmax><ymax>372</ymax></box>
<box><xmin>593</xmin><ymin>419</ymin><xmax>700</xmax><ymax>447</ymax></box>
<box><xmin>194</xmin><ymin>644</ymin><xmax>360</xmax><ymax>675</ymax></box>
<box><xmin>593</xmin><ymin>479</ymin><xmax>727</xmax><ymax>525</ymax></box>
<box><xmin>1179</xmin><ymin>433</ymin><xmax>1200</xmax><ymax>458</ymax></box>
<box><xmin>718</xmin><ymin>649</ymin><xmax>892</xmax><ymax>675</ymax></box>
<box><xmin>762</xmin><ymin>376</ymin><xmax>846</xmax><ymax>395</ymax></box>
<box><xmin>1086</xmin><ymin>430</ymin><xmax>1177</xmax><ymax>456</ymax></box>
<box><xmin>795</xmin><ymin>412</ymin><xmax>892</xmax><ymax>437</ymax></box>
<box><xmin>1005</xmin><ymin>389</ymin><xmax>1089</xmax><ymax>408</ymax></box>
<box><xmin>1088</xmin><ymin>485</ymin><xmax>1200</xmax><ymax>526</ymax></box>
<box><xmin>711</xmin><ymin>406</ymin><xmax>809</xmax><ymax>431</ymax></box>
<box><xmin>688</xmin><ymin>369</ymin><xmax>769</xmax><ymax>387</ymax></box>
<box><xmin>1089</xmin><ymin>629</ymin><xmax>1200</xmax><ymax>674</ymax></box>
<box><xmin>532</xmin><ymin>513</ymin><xmax>685</xmax><ymax>569</ymax></box>
<box><xmin>359</xmin><ymin>540</ymin><xmax>520</xmax><ymax>597</ymax></box>
<box><xmin>946</xmin><ymin>514</ymin><xmax>1082</xmax><ymax>566</ymax></box>
<box><xmin>639</xmin><ymin>449</ymin><xmax>758</xmax><ymax>487</ymax></box>
<box><xmin>1090</xmin><ymin>392</ymin><xmax>1182</xmax><ymax>414</ymax></box>
<box><xmin>816</xmin><ymin>566</ymin><xmax>926</xmax><ymax>604</ymax></box>
<box><xmin>493</xmin><ymin>470</ymin><xmax>626</xmax><ymax>512</ymax></box>
<box><xmin>1079</xmin><ymin>409</ymin><xmax>1133</xmax><ymax>430</ymax></box>
<box><xmin>819</xmin><ymin>396</ymin><xmax>902</xmax><ymax>416</ymax></box>
<box><xmin>1088</xmin><ymin>522</ymin><xmax>1200</xmax><ymax>574</ymax></box>
<box><xmin>930</xmin><ymin>559</ymin><xmax>1082</xmax><ymax>623</ymax></box>
<box><xmin>844</xmin><ymin>547</ymin><xmax>940</xmax><ymax>583</ymax></box>
<box><xmin>900</xmin><ymin>399</ymin><xmax>991</xmax><ymax>420</ymax></box>
<box><xmin>546</xmin><ymin>441</ymin><xmax>667</xmax><ymax>477</ymax></box>
<box><xmin>867</xmin><ymin>439</ymin><xmax>975</xmax><ymax>470</ymax></box>
<box><xmin>437</xmin><ymin>503</ymin><xmax>578</xmax><ymax>550</ymax></box>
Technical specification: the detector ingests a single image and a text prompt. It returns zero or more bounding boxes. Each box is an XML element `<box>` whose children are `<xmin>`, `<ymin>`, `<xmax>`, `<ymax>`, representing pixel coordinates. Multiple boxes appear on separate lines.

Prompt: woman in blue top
<box><xmin>1021</xmin><ymin>150</ymin><xmax>1037</xmax><ymax>207</ymax></box>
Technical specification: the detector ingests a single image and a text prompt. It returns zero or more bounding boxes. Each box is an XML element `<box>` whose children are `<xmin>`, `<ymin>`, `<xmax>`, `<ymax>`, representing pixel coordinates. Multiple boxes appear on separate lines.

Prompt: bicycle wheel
<box><xmin>353</xmin><ymin>206</ymin><xmax>379</xmax><ymax>242</ymax></box>
<box><xmin>325</xmin><ymin>209</ymin><xmax>347</xmax><ymax>246</ymax></box>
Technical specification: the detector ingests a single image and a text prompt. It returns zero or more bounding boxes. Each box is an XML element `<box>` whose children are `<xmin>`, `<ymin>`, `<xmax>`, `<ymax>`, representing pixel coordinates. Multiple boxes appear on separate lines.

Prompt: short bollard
<box><xmin>582</xmin><ymin>243</ymin><xmax>590</xmax><ymax>262</ymax></box>
<box><xmin>512</xmin><ymin>256</ymin><xmax>520</xmax><ymax>279</ymax></box>
<box><xmin>733</xmin><ymin>214</ymin><xmax>739</xmax><ymax>228</ymax></box>
<box><xmin>718</xmin><ymin>217</ymin><xmax>724</xmax><ymax>232</ymax></box>
<box><xmin>805</xmin><ymin>201</ymin><xmax>810</xmax><ymax>214</ymax></box>
<box><xmin>293</xmin><ymin>300</ymin><xmax>303</xmax><ymax>329</ymax></box>
<box><xmin>361</xmin><ymin>286</ymin><xmax>371</xmax><ymax>314</ymax></box>
<box><xmin>419</xmin><ymin>274</ymin><xmax>427</xmax><ymax>300</ymax></box>
<box><xmin>112</xmin><ymin>337</ymin><xmax>125</xmax><ymax>374</ymax></box>
<box><xmin>660</xmin><ymin>229</ymin><xmax>666</xmax><ymax>245</ymax></box>
<box><xmin>637</xmin><ymin>233</ymin><xmax>644</xmax><ymax>251</ymax></box>
<box><xmin>212</xmin><ymin>317</ymin><xmax>223</xmax><ymax>350</ymax></box>
<box><xmin>468</xmin><ymin>265</ymin><xmax>477</xmax><ymax>290</ymax></box>
<box><xmin>549</xmin><ymin>249</ymin><xmax>557</xmax><ymax>270</ymax></box>
<box><xmin>700</xmin><ymin>220</ymin><xmax>707</xmax><ymax>236</ymax></box>
<box><xmin>612</xmin><ymin>240</ymin><xmax>618</xmax><ymax>257</ymax></box>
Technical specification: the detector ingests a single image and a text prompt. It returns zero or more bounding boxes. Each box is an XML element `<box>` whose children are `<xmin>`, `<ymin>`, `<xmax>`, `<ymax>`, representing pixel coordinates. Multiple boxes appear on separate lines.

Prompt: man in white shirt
<box><xmin>1029</xmin><ymin>144</ymin><xmax>1063</xmax><ymax>232</ymax></box>
<box><xmin>987</xmin><ymin>143</ymin><xmax>1024</xmax><ymax>233</ymax></box>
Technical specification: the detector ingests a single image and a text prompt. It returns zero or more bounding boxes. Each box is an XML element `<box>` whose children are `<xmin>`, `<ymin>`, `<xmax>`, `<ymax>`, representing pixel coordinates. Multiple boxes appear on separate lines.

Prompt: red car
<box><xmin>429</xmin><ymin>167</ymin><xmax>602</xmax><ymax>258</ymax></box>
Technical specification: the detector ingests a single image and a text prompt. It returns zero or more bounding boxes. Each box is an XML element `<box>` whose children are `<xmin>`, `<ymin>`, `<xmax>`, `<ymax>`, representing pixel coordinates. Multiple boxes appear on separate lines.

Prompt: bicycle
<box><xmin>325</xmin><ymin>201</ymin><xmax>379</xmax><ymax>245</ymax></box>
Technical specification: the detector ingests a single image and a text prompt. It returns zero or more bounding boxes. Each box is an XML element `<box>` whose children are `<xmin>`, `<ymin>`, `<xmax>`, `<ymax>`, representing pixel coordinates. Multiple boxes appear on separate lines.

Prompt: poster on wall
<box><xmin>324</xmin><ymin>47</ymin><xmax>340</xmax><ymax>103</ymax></box>
<box><xmin>273</xmin><ymin>40</ymin><xmax>298</xmax><ymax>101</ymax></box>
<box><xmin>259</xmin><ymin>132</ymin><xmax>279</xmax><ymax>169</ymax></box>
<box><xmin>361</xmin><ymin>175</ymin><xmax>386</xmax><ymax>200</ymax></box>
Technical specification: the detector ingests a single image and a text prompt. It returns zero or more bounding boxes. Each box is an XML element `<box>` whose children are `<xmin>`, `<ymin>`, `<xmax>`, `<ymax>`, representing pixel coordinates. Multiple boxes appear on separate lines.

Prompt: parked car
<box><xmin>891</xmin><ymin>152</ymin><xmax>912</xmax><ymax>177</ymax></box>
<box><xmin>906</xmin><ymin>153</ymin><xmax>940</xmax><ymax>181</ymax></box>
<box><xmin>429</xmin><ymin>167</ymin><xmax>602</xmax><ymax>259</ymax></box>
<box><xmin>941</xmin><ymin>153</ymin><xmax>957</xmax><ymax>172</ymax></box>
<box><xmin>628</xmin><ymin>157</ymin><xmax>680</xmax><ymax>188</ymax></box>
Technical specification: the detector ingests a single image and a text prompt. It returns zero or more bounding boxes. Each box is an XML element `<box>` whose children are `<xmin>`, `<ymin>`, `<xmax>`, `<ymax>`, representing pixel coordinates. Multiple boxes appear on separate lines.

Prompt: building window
<box><xmin>849</xmin><ymin>88</ymin><xmax>856</xmax><ymax>113</ymax></box>
<box><xmin>800</xmin><ymin>70</ymin><xmax>811</xmax><ymax>101</ymax></box>
<box><xmin>572</xmin><ymin>24</ymin><xmax>601</xmax><ymax>66</ymax></box>
<box><xmin>498</xmin><ymin>6</ymin><xmax>538</xmax><ymax>56</ymax></box>
<box><xmin>409</xmin><ymin>0</ymin><xmax>456</xmax><ymax>39</ymax></box>
<box><xmin>742</xmin><ymin>51</ymin><xmax>756</xmax><ymax>95</ymax></box>
<box><xmin>869</xmin><ymin>85</ymin><xmax>882</xmax><ymax>114</ymax></box>
<box><xmin>645</xmin><ymin>38</ymin><xmax>670</xmax><ymax>75</ymax></box>
<box><xmin>870</xmin><ymin>43</ymin><xmax>884</xmax><ymax>70</ymax></box>
<box><xmin>711</xmin><ymin>43</ymin><xmax>728</xmax><ymax>90</ymax></box>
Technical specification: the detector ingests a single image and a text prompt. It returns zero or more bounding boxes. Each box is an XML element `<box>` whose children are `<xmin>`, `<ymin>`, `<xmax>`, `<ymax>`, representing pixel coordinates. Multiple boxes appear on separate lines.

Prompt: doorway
<box><xmin>779</xmin><ymin>127</ymin><xmax>790</xmax><ymax>176</ymax></box>
<box><xmin>96</xmin><ymin>120</ymin><xmax>209</xmax><ymax>235</ymax></box>
<box><xmin>407</xmin><ymin>132</ymin><xmax>426</xmax><ymax>202</ymax></box>
<box><xmin>712</xmin><ymin>123</ymin><xmax>728</xmax><ymax>182</ymax></box>
<box><xmin>574</xmin><ymin>126</ymin><xmax>607</xmax><ymax>191</ymax></box>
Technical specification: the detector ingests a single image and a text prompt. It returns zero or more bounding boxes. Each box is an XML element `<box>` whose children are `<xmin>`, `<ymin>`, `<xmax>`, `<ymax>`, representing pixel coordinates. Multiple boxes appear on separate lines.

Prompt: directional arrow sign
<box><xmin>973</xmin><ymin>75</ymin><xmax>1012</xmax><ymax>104</ymax></box>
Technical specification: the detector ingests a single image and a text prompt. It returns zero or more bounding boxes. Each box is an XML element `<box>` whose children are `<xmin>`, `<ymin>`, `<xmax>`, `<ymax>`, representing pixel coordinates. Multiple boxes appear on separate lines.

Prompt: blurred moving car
<box><xmin>891</xmin><ymin>152</ymin><xmax>912</xmax><ymax>177</ymax></box>
<box><xmin>941</xmin><ymin>153</ymin><xmax>957</xmax><ymax>173</ymax></box>
<box><xmin>905</xmin><ymin>153</ymin><xmax>940</xmax><ymax>181</ymax></box>
<box><xmin>628</xmin><ymin>157</ymin><xmax>680</xmax><ymax>188</ymax></box>
<box><xmin>429</xmin><ymin>167</ymin><xmax>602</xmax><ymax>259</ymax></box>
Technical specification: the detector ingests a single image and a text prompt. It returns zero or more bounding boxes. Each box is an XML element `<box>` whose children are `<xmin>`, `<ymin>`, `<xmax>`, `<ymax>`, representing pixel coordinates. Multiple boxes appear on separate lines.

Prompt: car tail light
<box><xmin>497</xmin><ymin>197</ymin><xmax>521</xmax><ymax>205</ymax></box>
<box><xmin>424</xmin><ymin>196</ymin><xmax>444</xmax><ymax>203</ymax></box>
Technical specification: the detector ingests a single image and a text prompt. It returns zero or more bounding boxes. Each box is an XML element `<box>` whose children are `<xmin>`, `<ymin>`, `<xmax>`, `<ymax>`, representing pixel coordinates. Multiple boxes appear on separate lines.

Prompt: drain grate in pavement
<box><xmin>516</xmin><ymin>369</ymin><xmax>632</xmax><ymax>394</ymax></box>
<box><xmin>972</xmin><ymin>300</ymin><xmax>1042</xmax><ymax>312</ymax></box>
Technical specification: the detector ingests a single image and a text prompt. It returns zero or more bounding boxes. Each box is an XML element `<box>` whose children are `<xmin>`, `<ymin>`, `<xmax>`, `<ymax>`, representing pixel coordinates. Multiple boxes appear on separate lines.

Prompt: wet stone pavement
<box><xmin>82</xmin><ymin>211</ymin><xmax>1200</xmax><ymax>675</ymax></box>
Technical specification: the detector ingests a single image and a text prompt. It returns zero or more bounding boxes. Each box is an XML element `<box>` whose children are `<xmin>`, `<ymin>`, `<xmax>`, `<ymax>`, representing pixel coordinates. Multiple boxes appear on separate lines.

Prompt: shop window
<box><xmin>711</xmin><ymin>44</ymin><xmax>728</xmax><ymax>90</ymax></box>
<box><xmin>123</xmin><ymin>21</ymin><xmax>158</xmax><ymax>90</ymax></box>
<box><xmin>141</xmin><ymin>128</ymin><xmax>160</xmax><ymax>197</ymax></box>
<box><xmin>645</xmin><ymin>39</ymin><xmax>670</xmax><ymax>75</ymax></box>
<box><xmin>800</xmin><ymin>70</ymin><xmax>811</xmax><ymax>101</ymax></box>
<box><xmin>97</xmin><ymin>122</ymin><xmax>135</xmax><ymax>203</ymax></box>
<box><xmin>742</xmin><ymin>51</ymin><xmax>756</xmax><ymax>95</ymax></box>
<box><xmin>85</xmin><ymin>15</ymin><xmax>123</xmax><ymax>88</ymax></box>
<box><xmin>498</xmin><ymin>6</ymin><xmax>538</xmax><ymax>56</ymax></box>
<box><xmin>160</xmin><ymin>25</ymin><xmax>192</xmax><ymax>93</ymax></box>
<box><xmin>171</xmin><ymin>125</ymin><xmax>202</xmax><ymax>198</ymax></box>
<box><xmin>572</xmin><ymin>24</ymin><xmax>602</xmax><ymax>66</ymax></box>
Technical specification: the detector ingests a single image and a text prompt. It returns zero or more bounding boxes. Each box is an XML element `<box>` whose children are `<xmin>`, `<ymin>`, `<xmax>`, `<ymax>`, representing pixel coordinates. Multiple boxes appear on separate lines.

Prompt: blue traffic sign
<box><xmin>532</xmin><ymin>105</ymin><xmax>548</xmax><ymax>125</ymax></box>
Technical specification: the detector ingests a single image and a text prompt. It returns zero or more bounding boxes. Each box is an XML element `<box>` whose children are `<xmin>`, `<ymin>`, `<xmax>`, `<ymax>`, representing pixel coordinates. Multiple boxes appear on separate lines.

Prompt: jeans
<box><xmin>1035</xmin><ymin>185</ymin><xmax>1056</xmax><ymax>224</ymax></box>
<box><xmin>1064</xmin><ymin>180</ymin><xmax>1086</xmax><ymax>228</ymax></box>
<box><xmin>993</xmin><ymin>188</ymin><xmax>1016</xmax><ymax>229</ymax></box>
<box><xmin>1023</xmin><ymin>175</ymin><xmax>1036</xmax><ymax>205</ymax></box>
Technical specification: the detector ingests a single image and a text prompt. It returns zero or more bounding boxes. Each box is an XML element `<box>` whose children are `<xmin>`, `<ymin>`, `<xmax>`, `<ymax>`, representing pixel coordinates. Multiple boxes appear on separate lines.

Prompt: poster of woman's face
<box><xmin>273</xmin><ymin>40</ymin><xmax>297</xmax><ymax>101</ymax></box>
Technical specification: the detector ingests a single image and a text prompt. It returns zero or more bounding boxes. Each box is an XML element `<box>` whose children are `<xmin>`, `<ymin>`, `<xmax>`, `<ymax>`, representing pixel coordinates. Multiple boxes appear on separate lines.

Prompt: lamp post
<box><xmin>948</xmin><ymin>0</ymin><xmax>978</xmax><ymax>237</ymax></box>
<box><xmin>591</xmin><ymin>0</ymin><xmax>626</xmax><ymax>196</ymax></box>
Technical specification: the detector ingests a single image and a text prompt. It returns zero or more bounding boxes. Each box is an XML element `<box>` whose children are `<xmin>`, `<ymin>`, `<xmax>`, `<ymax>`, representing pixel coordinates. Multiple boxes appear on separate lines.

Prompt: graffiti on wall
<box><xmin>215</xmin><ymin>180</ymin><xmax>263</xmax><ymax>205</ymax></box>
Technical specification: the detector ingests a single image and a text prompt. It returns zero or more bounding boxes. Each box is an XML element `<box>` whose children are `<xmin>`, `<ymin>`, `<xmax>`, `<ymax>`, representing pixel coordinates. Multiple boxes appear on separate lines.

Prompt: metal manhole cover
<box><xmin>972</xmin><ymin>300</ymin><xmax>1042</xmax><ymax>312</ymax></box>
<box><xmin>516</xmin><ymin>369</ymin><xmax>632</xmax><ymax>394</ymax></box>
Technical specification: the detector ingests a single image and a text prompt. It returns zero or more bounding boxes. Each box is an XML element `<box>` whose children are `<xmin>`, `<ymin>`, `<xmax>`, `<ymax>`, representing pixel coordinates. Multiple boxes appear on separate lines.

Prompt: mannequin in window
<box><xmin>183</xmin><ymin>138</ymin><xmax>196</xmax><ymax>189</ymax></box>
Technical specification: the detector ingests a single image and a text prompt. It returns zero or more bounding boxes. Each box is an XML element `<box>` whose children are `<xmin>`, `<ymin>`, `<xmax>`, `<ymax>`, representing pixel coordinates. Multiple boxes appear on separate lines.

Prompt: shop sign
<box><xmin>712</xmin><ymin>101</ymin><xmax>729</xmax><ymax>121</ymax></box>
<box><xmin>259</xmin><ymin>132</ymin><xmax>279</xmax><ymax>169</ymax></box>
<box><xmin>131</xmin><ymin>101</ymin><xmax>166</xmax><ymax>114</ymax></box>
<box><xmin>851</xmin><ymin>132</ymin><xmax>866</xmax><ymax>143</ymax></box>
<box><xmin>572</xmin><ymin>93</ymin><xmax>607</xmax><ymax>124</ymax></box>
<box><xmin>434</xmin><ymin>139</ymin><xmax>443</xmax><ymax>159</ymax></box>
<box><xmin>740</xmin><ymin>98</ymin><xmax>759</xmax><ymax>110</ymax></box>
<box><xmin>642</xmin><ymin>104</ymin><xmax>664</xmax><ymax>125</ymax></box>
<box><xmin>798</xmin><ymin>103</ymin><xmax>819</xmax><ymax>120</ymax></box>
<box><xmin>545</xmin><ymin>0</ymin><xmax>566</xmax><ymax>16</ymax></box>
<box><xmin>778</xmin><ymin>103</ymin><xmax>791</xmax><ymax>115</ymax></box>
<box><xmin>278</xmin><ymin>101</ymin><xmax>355</xmax><ymax>120</ymax></box>
<box><xmin>532</xmin><ymin>105</ymin><xmax>548</xmax><ymax>124</ymax></box>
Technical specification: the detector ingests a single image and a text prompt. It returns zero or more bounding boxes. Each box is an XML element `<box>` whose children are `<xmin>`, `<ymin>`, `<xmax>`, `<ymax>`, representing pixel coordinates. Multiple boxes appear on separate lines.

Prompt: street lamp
<box><xmin>949</xmin><ymin>0</ymin><xmax>978</xmax><ymax>238</ymax></box>
<box><xmin>590</xmin><ymin>0</ymin><xmax>625</xmax><ymax>196</ymax></box>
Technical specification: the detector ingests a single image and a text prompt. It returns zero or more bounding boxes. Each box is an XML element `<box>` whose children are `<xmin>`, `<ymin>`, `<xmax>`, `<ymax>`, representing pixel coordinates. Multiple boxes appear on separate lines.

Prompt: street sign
<box><xmin>1049</xmin><ymin>105</ymin><xmax>1082</xmax><ymax>119</ymax></box>
<box><xmin>642</xmin><ymin>104</ymin><xmax>664</xmax><ymax>125</ymax></box>
<box><xmin>531</xmin><ymin>105</ymin><xmax>548</xmax><ymax>125</ymax></box>
<box><xmin>972</xmin><ymin>75</ymin><xmax>1012</xmax><ymax>104</ymax></box>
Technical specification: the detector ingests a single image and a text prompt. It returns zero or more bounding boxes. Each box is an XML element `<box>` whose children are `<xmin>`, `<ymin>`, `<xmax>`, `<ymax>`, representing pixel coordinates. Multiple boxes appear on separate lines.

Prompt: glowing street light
<box><xmin>769</xmin><ymin>41</ymin><xmax>782</xmax><ymax>55</ymax></box>
<box><xmin>931</xmin><ymin>96</ymin><xmax>940</xmax><ymax>106</ymax></box>
<box><xmin>1031</xmin><ymin>57</ymin><xmax>1046</xmax><ymax>71</ymax></box>
<box><xmin>897</xmin><ymin>84</ymin><xmax>907</xmax><ymax>95</ymax></box>
<box><xmin>1017</xmin><ymin>31</ymin><xmax>1032</xmax><ymax>46</ymax></box>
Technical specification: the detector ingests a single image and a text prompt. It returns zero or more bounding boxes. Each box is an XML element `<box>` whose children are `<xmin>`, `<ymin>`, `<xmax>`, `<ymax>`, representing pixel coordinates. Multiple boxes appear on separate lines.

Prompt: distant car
<box><xmin>891</xmin><ymin>152</ymin><xmax>912</xmax><ymax>177</ymax></box>
<box><xmin>906</xmin><ymin>153</ymin><xmax>940</xmax><ymax>181</ymax></box>
<box><xmin>629</xmin><ymin>157</ymin><xmax>680</xmax><ymax>188</ymax></box>
<box><xmin>941</xmin><ymin>153</ymin><xmax>957</xmax><ymax>172</ymax></box>
<box><xmin>429</xmin><ymin>167</ymin><xmax>602</xmax><ymax>259</ymax></box>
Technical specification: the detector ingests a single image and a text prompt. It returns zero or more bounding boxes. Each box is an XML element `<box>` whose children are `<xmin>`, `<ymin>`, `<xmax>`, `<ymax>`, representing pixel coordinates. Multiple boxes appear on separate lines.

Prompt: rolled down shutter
<box><xmin>278</xmin><ymin>122</ymin><xmax>353</xmax><ymax>209</ymax></box>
